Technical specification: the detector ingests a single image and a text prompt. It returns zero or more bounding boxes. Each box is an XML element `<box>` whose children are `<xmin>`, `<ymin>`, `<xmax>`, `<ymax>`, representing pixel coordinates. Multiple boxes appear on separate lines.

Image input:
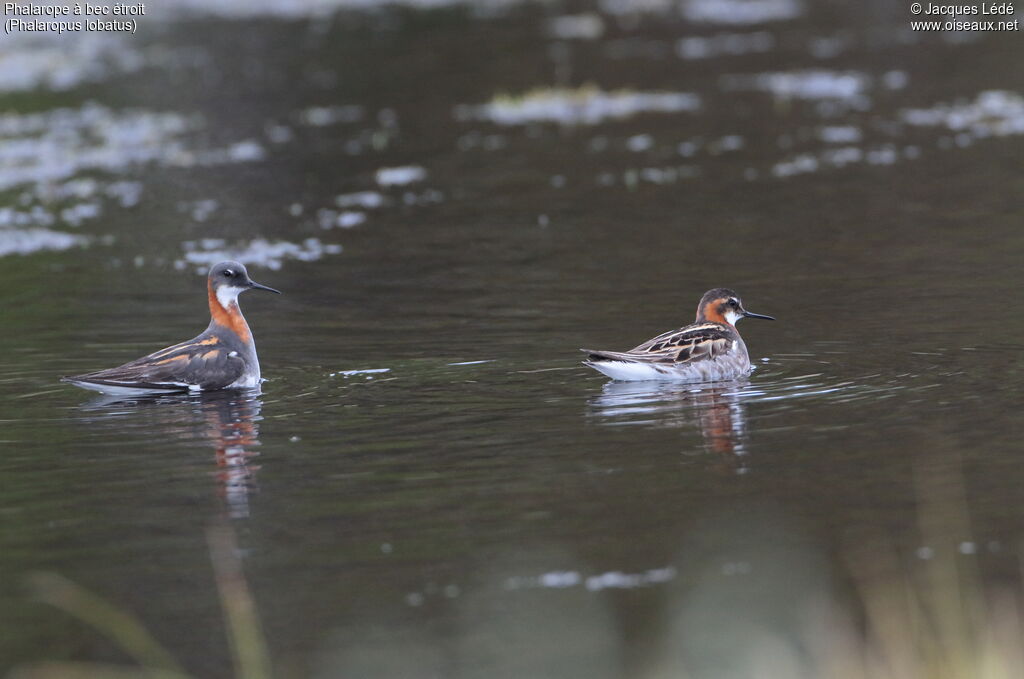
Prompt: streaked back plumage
<box><xmin>582</xmin><ymin>287</ymin><xmax>772</xmax><ymax>383</ymax></box>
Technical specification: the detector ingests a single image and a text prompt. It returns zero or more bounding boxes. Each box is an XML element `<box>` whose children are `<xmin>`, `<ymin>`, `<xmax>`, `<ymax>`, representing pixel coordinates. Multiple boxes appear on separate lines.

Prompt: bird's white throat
<box><xmin>216</xmin><ymin>285</ymin><xmax>246</xmax><ymax>310</ymax></box>
<box><xmin>724</xmin><ymin>309</ymin><xmax>744</xmax><ymax>325</ymax></box>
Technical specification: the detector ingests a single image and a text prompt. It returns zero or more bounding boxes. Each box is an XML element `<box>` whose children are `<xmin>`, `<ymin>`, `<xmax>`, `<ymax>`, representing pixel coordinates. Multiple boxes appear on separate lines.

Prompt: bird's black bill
<box><xmin>249</xmin><ymin>281</ymin><xmax>282</xmax><ymax>294</ymax></box>
<box><xmin>743</xmin><ymin>311</ymin><xmax>775</xmax><ymax>320</ymax></box>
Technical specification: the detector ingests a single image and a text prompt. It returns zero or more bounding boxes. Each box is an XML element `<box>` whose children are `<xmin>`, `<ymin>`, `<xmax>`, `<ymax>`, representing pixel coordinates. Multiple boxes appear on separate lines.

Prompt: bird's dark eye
<box><xmin>223</xmin><ymin>270</ymin><xmax>234</xmax><ymax>277</ymax></box>
<box><xmin>728</xmin><ymin>299</ymin><xmax>739</xmax><ymax>308</ymax></box>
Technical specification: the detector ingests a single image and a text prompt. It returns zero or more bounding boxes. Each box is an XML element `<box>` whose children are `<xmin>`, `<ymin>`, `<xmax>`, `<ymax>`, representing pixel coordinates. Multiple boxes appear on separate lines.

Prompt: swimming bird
<box><xmin>581</xmin><ymin>288</ymin><xmax>774</xmax><ymax>382</ymax></box>
<box><xmin>62</xmin><ymin>261</ymin><xmax>280</xmax><ymax>396</ymax></box>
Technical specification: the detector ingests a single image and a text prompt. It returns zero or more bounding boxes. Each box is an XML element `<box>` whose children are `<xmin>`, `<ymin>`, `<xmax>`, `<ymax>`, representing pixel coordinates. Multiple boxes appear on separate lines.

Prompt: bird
<box><xmin>62</xmin><ymin>261</ymin><xmax>281</xmax><ymax>396</ymax></box>
<box><xmin>581</xmin><ymin>288</ymin><xmax>774</xmax><ymax>382</ymax></box>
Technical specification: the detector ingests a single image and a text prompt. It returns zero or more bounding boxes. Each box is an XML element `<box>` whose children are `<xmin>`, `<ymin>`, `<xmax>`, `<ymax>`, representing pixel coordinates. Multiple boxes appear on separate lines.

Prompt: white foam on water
<box><xmin>335</xmin><ymin>191</ymin><xmax>388</xmax><ymax>209</ymax></box>
<box><xmin>585</xmin><ymin>567</ymin><xmax>677</xmax><ymax>591</ymax></box>
<box><xmin>626</xmin><ymin>134</ymin><xmax>654</xmax><ymax>152</ymax></box>
<box><xmin>505</xmin><ymin>567</ymin><xmax>677</xmax><ymax>591</ymax></box>
<box><xmin>821</xmin><ymin>146</ymin><xmax>863</xmax><ymax>167</ymax></box>
<box><xmin>0</xmin><ymin>227</ymin><xmax>89</xmax><ymax>257</ymax></box>
<box><xmin>0</xmin><ymin>104</ymin><xmax>266</xmax><ymax>194</ymax></box>
<box><xmin>375</xmin><ymin>166</ymin><xmax>428</xmax><ymax>186</ymax></box>
<box><xmin>59</xmin><ymin>202</ymin><xmax>102</xmax><ymax>227</ymax></box>
<box><xmin>34</xmin><ymin>178</ymin><xmax>143</xmax><ymax>209</ymax></box>
<box><xmin>682</xmin><ymin>0</ymin><xmax>803</xmax><ymax>24</ymax></box>
<box><xmin>772</xmin><ymin>154</ymin><xmax>819</xmax><ymax>177</ymax></box>
<box><xmin>772</xmin><ymin>145</ymin><xmax>900</xmax><ymax>177</ymax></box>
<box><xmin>677</xmin><ymin>31</ymin><xmax>774</xmax><ymax>59</ymax></box>
<box><xmin>401</xmin><ymin>189</ymin><xmax>444</xmax><ymax>205</ymax></box>
<box><xmin>808</xmin><ymin>34</ymin><xmax>849</xmax><ymax>59</ymax></box>
<box><xmin>546</xmin><ymin>13</ymin><xmax>605</xmax><ymax>40</ymax></box>
<box><xmin>178</xmin><ymin>199</ymin><xmax>219</xmax><ymax>222</ymax></box>
<box><xmin>104</xmin><ymin>181</ymin><xmax>143</xmax><ymax>207</ymax></box>
<box><xmin>178</xmin><ymin>237</ymin><xmax>342</xmax><ymax>272</ymax></box>
<box><xmin>298</xmin><ymin>105</ymin><xmax>365</xmax><ymax>126</ymax></box>
<box><xmin>0</xmin><ymin>104</ymin><xmax>195</xmax><ymax>192</ymax></box>
<box><xmin>769</xmin><ymin>91</ymin><xmax>1024</xmax><ymax>180</ymax></box>
<box><xmin>901</xmin><ymin>90</ymin><xmax>1024</xmax><ymax>137</ymax></box>
<box><xmin>721</xmin><ymin>70</ymin><xmax>869</xmax><ymax>100</ymax></box>
<box><xmin>455</xmin><ymin>87</ymin><xmax>701</xmax><ymax>126</ymax></box>
<box><xmin>329</xmin><ymin>368</ymin><xmax>392</xmax><ymax>377</ymax></box>
<box><xmin>599</xmin><ymin>0</ymin><xmax>680</xmax><ymax>15</ymax></box>
<box><xmin>818</xmin><ymin>125</ymin><xmax>862</xmax><ymax>143</ymax></box>
<box><xmin>191</xmin><ymin>140</ymin><xmax>266</xmax><ymax>165</ymax></box>
<box><xmin>0</xmin><ymin>33</ymin><xmax>145</xmax><ymax>92</ymax></box>
<box><xmin>615</xmin><ymin>165</ymin><xmax>700</xmax><ymax>188</ymax></box>
<box><xmin>0</xmin><ymin>206</ymin><xmax>56</xmax><ymax>227</ymax></box>
<box><xmin>882</xmin><ymin>70</ymin><xmax>909</xmax><ymax>90</ymax></box>
<box><xmin>152</xmin><ymin>0</ymin><xmax>526</xmax><ymax>18</ymax></box>
<box><xmin>318</xmin><ymin>209</ymin><xmax>367</xmax><ymax>229</ymax></box>
<box><xmin>710</xmin><ymin>134</ymin><xmax>744</xmax><ymax>153</ymax></box>
<box><xmin>456</xmin><ymin>131</ymin><xmax>508</xmax><ymax>151</ymax></box>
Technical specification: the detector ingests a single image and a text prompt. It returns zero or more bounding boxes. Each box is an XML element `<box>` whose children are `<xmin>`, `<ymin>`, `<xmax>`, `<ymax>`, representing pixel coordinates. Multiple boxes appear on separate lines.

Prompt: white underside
<box><xmin>228</xmin><ymin>346</ymin><xmax>260</xmax><ymax>388</ymax></box>
<box><xmin>67</xmin><ymin>347</ymin><xmax>260</xmax><ymax>394</ymax></box>
<box><xmin>64</xmin><ymin>379</ymin><xmax>191</xmax><ymax>396</ymax></box>
<box><xmin>586</xmin><ymin>359</ymin><xmax>753</xmax><ymax>383</ymax></box>
<box><xmin>228</xmin><ymin>373</ymin><xmax>261</xmax><ymax>389</ymax></box>
<box><xmin>66</xmin><ymin>377</ymin><xmax>262</xmax><ymax>395</ymax></box>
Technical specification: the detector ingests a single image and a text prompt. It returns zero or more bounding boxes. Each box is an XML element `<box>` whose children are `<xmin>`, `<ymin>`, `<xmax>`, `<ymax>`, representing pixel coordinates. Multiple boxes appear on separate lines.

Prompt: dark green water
<box><xmin>2</xmin><ymin>1</ymin><xmax>1023</xmax><ymax>677</ymax></box>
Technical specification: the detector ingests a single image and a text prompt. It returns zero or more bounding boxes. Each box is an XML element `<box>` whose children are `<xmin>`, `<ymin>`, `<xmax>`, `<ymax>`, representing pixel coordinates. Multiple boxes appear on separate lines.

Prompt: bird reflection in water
<box><xmin>79</xmin><ymin>389</ymin><xmax>264</xmax><ymax>518</ymax></box>
<box><xmin>588</xmin><ymin>380</ymin><xmax>750</xmax><ymax>465</ymax></box>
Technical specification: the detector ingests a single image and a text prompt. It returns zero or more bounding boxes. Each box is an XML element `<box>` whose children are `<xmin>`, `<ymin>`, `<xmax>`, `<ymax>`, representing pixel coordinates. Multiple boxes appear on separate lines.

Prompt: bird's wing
<box><xmin>67</xmin><ymin>336</ymin><xmax>245</xmax><ymax>390</ymax></box>
<box><xmin>583</xmin><ymin>323</ymin><xmax>734</xmax><ymax>364</ymax></box>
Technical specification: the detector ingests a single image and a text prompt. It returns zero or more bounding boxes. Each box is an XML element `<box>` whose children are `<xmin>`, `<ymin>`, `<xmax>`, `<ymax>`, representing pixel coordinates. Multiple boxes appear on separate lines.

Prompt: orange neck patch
<box><xmin>697</xmin><ymin>298</ymin><xmax>729</xmax><ymax>325</ymax></box>
<box><xmin>208</xmin><ymin>281</ymin><xmax>251</xmax><ymax>342</ymax></box>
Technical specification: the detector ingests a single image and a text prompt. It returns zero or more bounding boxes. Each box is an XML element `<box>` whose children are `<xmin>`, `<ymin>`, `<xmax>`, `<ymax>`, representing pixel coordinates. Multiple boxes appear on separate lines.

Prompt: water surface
<box><xmin>1</xmin><ymin>1</ymin><xmax>1023</xmax><ymax>676</ymax></box>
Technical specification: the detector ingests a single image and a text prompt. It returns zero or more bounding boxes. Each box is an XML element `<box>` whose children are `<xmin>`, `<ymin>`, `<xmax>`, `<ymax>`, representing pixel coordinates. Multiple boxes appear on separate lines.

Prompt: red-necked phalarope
<box><xmin>581</xmin><ymin>288</ymin><xmax>774</xmax><ymax>382</ymax></box>
<box><xmin>63</xmin><ymin>261</ymin><xmax>281</xmax><ymax>396</ymax></box>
